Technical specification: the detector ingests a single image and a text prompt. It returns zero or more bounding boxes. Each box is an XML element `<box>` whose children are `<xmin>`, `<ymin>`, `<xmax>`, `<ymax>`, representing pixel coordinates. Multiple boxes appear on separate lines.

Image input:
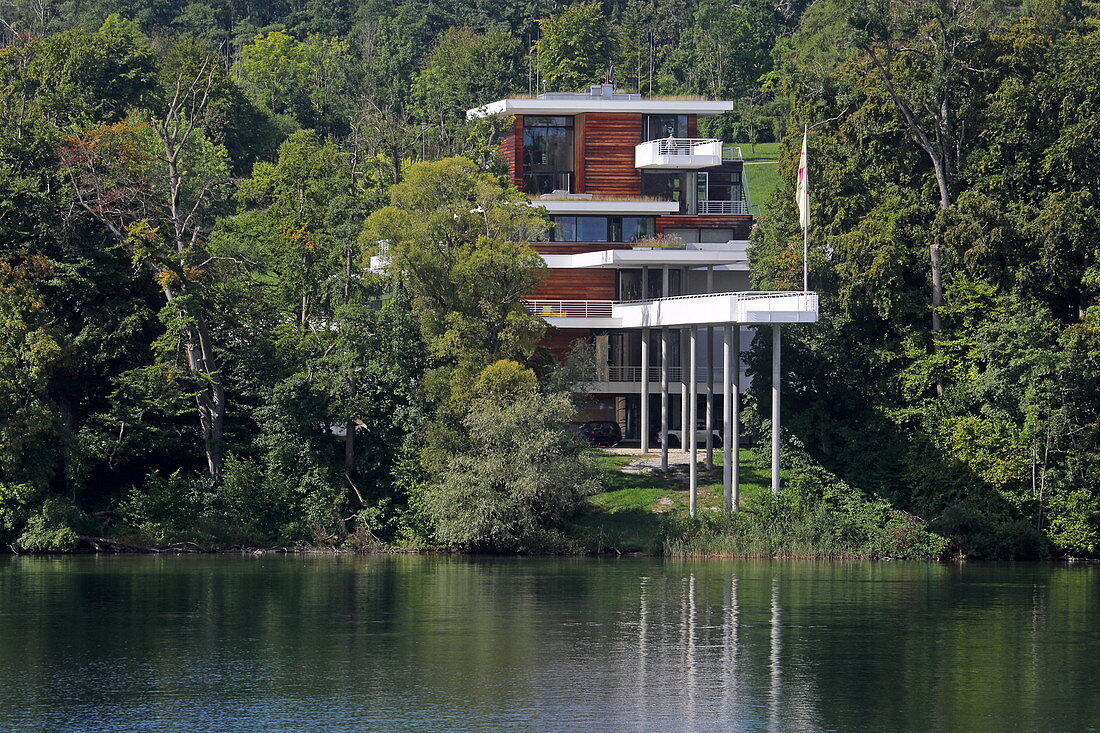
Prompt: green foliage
<box><xmin>426</xmin><ymin>389</ymin><xmax>599</xmax><ymax>551</ymax></box>
<box><xmin>535</xmin><ymin>3</ymin><xmax>615</xmax><ymax>92</ymax></box>
<box><xmin>16</xmin><ymin>496</ymin><xmax>80</xmax><ymax>552</ymax></box>
<box><xmin>363</xmin><ymin>157</ymin><xmax>548</xmax><ymax>410</ymax></box>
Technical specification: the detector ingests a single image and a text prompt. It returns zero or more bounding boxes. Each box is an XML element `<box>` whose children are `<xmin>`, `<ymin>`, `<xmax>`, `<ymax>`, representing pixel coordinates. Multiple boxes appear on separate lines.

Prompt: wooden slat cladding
<box><xmin>532</xmin><ymin>269</ymin><xmax>616</xmax><ymax>300</ymax></box>
<box><xmin>538</xmin><ymin>328</ymin><xmax>590</xmax><ymax>362</ymax></box>
<box><xmin>656</xmin><ymin>215</ymin><xmax>754</xmax><ymax>239</ymax></box>
<box><xmin>573</xmin><ymin>114</ymin><xmax>586</xmax><ymax>193</ymax></box>
<box><xmin>687</xmin><ymin>115</ymin><xmax>698</xmax><ymax>138</ymax></box>
<box><xmin>500</xmin><ymin>116</ymin><xmax>523</xmax><ymax>189</ymax></box>
<box><xmin>581</xmin><ymin>113</ymin><xmax>642</xmax><ymax>197</ymax></box>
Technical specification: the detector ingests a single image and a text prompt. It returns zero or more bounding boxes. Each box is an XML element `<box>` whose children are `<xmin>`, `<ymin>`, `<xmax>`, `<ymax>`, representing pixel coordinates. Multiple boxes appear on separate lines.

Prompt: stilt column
<box><xmin>640</xmin><ymin>328</ymin><xmax>650</xmax><ymax>453</ymax></box>
<box><xmin>771</xmin><ymin>325</ymin><xmax>781</xmax><ymax>494</ymax></box>
<box><xmin>660</xmin><ymin>327</ymin><xmax>669</xmax><ymax>471</ymax></box>
<box><xmin>689</xmin><ymin>326</ymin><xmax>698</xmax><ymax>518</ymax></box>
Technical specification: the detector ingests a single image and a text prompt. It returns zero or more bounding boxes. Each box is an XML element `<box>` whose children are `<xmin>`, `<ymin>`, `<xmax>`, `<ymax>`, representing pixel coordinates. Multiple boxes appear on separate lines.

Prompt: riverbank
<box><xmin>0</xmin><ymin>447</ymin><xmax>959</xmax><ymax>561</ymax></box>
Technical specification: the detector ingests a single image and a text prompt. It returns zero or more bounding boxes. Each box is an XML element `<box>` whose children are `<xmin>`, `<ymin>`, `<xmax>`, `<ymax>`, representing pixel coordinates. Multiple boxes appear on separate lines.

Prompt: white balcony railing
<box><xmin>722</xmin><ymin>146</ymin><xmax>743</xmax><ymax>161</ymax></box>
<box><xmin>606</xmin><ymin>366</ymin><xmax>730</xmax><ymax>382</ymax></box>
<box><xmin>635</xmin><ymin>138</ymin><xmax>724</xmax><ymax>169</ymax></box>
<box><xmin>523</xmin><ymin>299</ymin><xmax>614</xmax><ymax>319</ymax></box>
<box><xmin>526</xmin><ymin>291</ymin><xmax>819</xmax><ymax>327</ymax></box>
<box><xmin>697</xmin><ymin>200</ymin><xmax>750</xmax><ymax>215</ymax></box>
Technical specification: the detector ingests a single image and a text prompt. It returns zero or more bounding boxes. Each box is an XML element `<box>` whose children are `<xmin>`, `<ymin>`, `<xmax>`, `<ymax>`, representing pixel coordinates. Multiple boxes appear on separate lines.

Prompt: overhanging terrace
<box><xmin>522</xmin><ymin>291</ymin><xmax>819</xmax><ymax>329</ymax></box>
<box><xmin>614</xmin><ymin>291</ymin><xmax>819</xmax><ymax>327</ymax></box>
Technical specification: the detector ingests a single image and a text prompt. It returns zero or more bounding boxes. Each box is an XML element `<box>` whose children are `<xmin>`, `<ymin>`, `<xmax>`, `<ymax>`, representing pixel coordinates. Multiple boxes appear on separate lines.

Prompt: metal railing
<box><xmin>522</xmin><ymin>171</ymin><xmax>573</xmax><ymax>196</ymax></box>
<box><xmin>525</xmin><ymin>291</ymin><xmax>817</xmax><ymax>318</ymax></box>
<box><xmin>697</xmin><ymin>200</ymin><xmax>750</xmax><ymax>215</ymax></box>
<box><xmin>641</xmin><ymin>137</ymin><xmax>723</xmax><ymax>157</ymax></box>
<box><xmin>615</xmin><ymin>290</ymin><xmax>814</xmax><ymax>305</ymax></box>
<box><xmin>607</xmin><ymin>366</ymin><xmax>728</xmax><ymax>382</ymax></box>
<box><xmin>722</xmin><ymin>146</ymin><xmax>743</xmax><ymax>161</ymax></box>
<box><xmin>522</xmin><ymin>299</ymin><xmax>614</xmax><ymax>318</ymax></box>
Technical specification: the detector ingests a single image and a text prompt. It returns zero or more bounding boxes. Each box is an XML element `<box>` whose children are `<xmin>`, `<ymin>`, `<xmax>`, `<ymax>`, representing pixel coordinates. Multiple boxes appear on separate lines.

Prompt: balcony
<box><xmin>523</xmin><ymin>291</ymin><xmax>819</xmax><ymax>329</ymax></box>
<box><xmin>635</xmin><ymin>138</ymin><xmax>724</xmax><ymax>169</ymax></box>
<box><xmin>614</xmin><ymin>291</ymin><xmax>819</xmax><ymax>327</ymax></box>
<box><xmin>697</xmin><ymin>200</ymin><xmax>749</xmax><ymax>215</ymax></box>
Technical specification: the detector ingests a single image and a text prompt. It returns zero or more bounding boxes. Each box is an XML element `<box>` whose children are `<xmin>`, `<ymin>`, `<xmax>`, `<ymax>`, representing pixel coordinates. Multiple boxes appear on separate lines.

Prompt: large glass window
<box><xmin>665</xmin><ymin>228</ymin><xmax>737</xmax><ymax>244</ymax></box>
<box><xmin>523</xmin><ymin>116</ymin><xmax>573</xmax><ymax>194</ymax></box>
<box><xmin>619</xmin><ymin>268</ymin><xmax>682</xmax><ymax>300</ymax></box>
<box><xmin>644</xmin><ymin>114</ymin><xmax>688</xmax><ymax>141</ymax></box>
<box><xmin>705</xmin><ymin>171</ymin><xmax>742</xmax><ymax>202</ymax></box>
<box><xmin>550</xmin><ymin>216</ymin><xmax>655</xmax><ymax>243</ymax></box>
<box><xmin>642</xmin><ymin>171</ymin><xmax>690</xmax><ymax>213</ymax></box>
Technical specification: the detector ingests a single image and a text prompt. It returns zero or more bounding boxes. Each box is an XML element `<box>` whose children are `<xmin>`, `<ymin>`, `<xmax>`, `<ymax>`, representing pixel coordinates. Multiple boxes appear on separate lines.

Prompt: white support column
<box><xmin>705</xmin><ymin>266</ymin><xmax>714</xmax><ymax>470</ymax></box>
<box><xmin>680</xmin><ymin>328</ymin><xmax>689</xmax><ymax>453</ymax></box>
<box><xmin>642</xmin><ymin>261</ymin><xmax>650</xmax><ymax>452</ymax></box>
<box><xmin>641</xmin><ymin>328</ymin><xmax>650</xmax><ymax>453</ymax></box>
<box><xmin>689</xmin><ymin>326</ymin><xmax>698</xmax><ymax>518</ymax></box>
<box><xmin>723</xmin><ymin>325</ymin><xmax>733</xmax><ymax>516</ymax></box>
<box><xmin>771</xmin><ymin>325</ymin><xmax>781</xmax><ymax>494</ymax></box>
<box><xmin>705</xmin><ymin>325</ymin><xmax>714</xmax><ymax>470</ymax></box>
<box><xmin>661</xmin><ymin>327</ymin><xmax>669</xmax><ymax>471</ymax></box>
<box><xmin>733</xmin><ymin>326</ymin><xmax>741</xmax><ymax>510</ymax></box>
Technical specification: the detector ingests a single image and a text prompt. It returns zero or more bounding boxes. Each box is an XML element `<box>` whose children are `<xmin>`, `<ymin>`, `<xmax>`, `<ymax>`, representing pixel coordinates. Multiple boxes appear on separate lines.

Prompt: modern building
<box><xmin>468</xmin><ymin>83</ymin><xmax>818</xmax><ymax>513</ymax></box>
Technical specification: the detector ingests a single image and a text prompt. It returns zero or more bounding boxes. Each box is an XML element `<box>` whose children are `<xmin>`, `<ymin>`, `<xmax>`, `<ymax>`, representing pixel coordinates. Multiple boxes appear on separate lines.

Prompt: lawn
<box><xmin>566</xmin><ymin>448</ymin><xmax>774</xmax><ymax>554</ymax></box>
<box><xmin>733</xmin><ymin>141</ymin><xmax>782</xmax><ymax>213</ymax></box>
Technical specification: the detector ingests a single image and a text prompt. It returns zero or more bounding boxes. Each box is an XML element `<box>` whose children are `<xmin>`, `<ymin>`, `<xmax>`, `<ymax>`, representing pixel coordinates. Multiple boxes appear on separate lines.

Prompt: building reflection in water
<box><xmin>618</xmin><ymin>564</ymin><xmax>820</xmax><ymax>731</ymax></box>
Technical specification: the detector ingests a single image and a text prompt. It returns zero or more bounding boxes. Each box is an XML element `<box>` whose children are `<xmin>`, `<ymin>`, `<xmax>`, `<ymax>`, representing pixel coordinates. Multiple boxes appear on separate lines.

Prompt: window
<box><xmin>644</xmin><ymin>114</ymin><xmax>688</xmax><ymax>141</ymax></box>
<box><xmin>550</xmin><ymin>216</ymin><xmax>655</xmax><ymax>243</ymax></box>
<box><xmin>664</xmin><ymin>228</ymin><xmax>737</xmax><ymax>244</ymax></box>
<box><xmin>705</xmin><ymin>171</ymin><xmax>743</xmax><ymax>202</ymax></box>
<box><xmin>620</xmin><ymin>268</ymin><xmax>682</xmax><ymax>300</ymax></box>
<box><xmin>523</xmin><ymin>116</ymin><xmax>573</xmax><ymax>194</ymax></box>
<box><xmin>642</xmin><ymin>172</ymin><xmax>690</xmax><ymax>213</ymax></box>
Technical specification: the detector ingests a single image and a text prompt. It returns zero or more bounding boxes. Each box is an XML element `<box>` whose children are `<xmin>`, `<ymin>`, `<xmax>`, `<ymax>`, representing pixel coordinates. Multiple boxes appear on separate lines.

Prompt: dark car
<box><xmin>574</xmin><ymin>420</ymin><xmax>623</xmax><ymax>447</ymax></box>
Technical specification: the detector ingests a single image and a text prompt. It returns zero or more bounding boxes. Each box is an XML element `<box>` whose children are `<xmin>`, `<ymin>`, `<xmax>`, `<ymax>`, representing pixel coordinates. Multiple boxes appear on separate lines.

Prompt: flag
<box><xmin>796</xmin><ymin>127</ymin><xmax>809</xmax><ymax>230</ymax></box>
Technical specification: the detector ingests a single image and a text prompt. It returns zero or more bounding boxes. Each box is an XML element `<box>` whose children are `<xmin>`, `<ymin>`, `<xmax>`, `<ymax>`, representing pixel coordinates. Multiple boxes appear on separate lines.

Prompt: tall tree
<box><xmin>60</xmin><ymin>57</ymin><xmax>234</xmax><ymax>481</ymax></box>
<box><xmin>845</xmin><ymin>0</ymin><xmax>1010</xmax><ymax>355</ymax></box>
<box><xmin>534</xmin><ymin>2</ymin><xmax>615</xmax><ymax>92</ymax></box>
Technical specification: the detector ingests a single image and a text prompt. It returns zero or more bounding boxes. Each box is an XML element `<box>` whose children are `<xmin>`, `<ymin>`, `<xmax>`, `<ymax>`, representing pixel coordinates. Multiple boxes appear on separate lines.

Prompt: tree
<box><xmin>844</xmin><ymin>0</ymin><xmax>1011</xmax><ymax>355</ymax></box>
<box><xmin>60</xmin><ymin>57</ymin><xmax>234</xmax><ymax>481</ymax></box>
<box><xmin>412</xmin><ymin>27</ymin><xmax>524</xmax><ymax>154</ymax></box>
<box><xmin>362</xmin><ymin>157</ymin><xmax>548</xmax><ymax>392</ymax></box>
<box><xmin>534</xmin><ymin>2</ymin><xmax>615</xmax><ymax>92</ymax></box>
<box><xmin>425</xmin><ymin>379</ymin><xmax>598</xmax><ymax>551</ymax></box>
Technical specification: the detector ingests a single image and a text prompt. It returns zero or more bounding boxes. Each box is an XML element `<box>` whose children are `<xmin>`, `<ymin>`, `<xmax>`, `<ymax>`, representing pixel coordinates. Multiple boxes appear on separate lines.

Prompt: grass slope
<box><xmin>734</xmin><ymin>142</ymin><xmax>781</xmax><ymax>213</ymax></box>
<box><xmin>567</xmin><ymin>448</ymin><xmax>772</xmax><ymax>554</ymax></box>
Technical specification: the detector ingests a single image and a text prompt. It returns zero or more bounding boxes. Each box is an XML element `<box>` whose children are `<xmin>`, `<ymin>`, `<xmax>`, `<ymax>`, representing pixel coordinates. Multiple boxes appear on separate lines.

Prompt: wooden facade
<box><xmin>502</xmin><ymin>116</ymin><xmax>523</xmax><ymax>189</ymax></box>
<box><xmin>531</xmin><ymin>268</ymin><xmax>617</xmax><ymax>300</ymax></box>
<box><xmin>656</xmin><ymin>214</ymin><xmax>753</xmax><ymax>239</ymax></box>
<box><xmin>577</xmin><ymin>113</ymin><xmax>643</xmax><ymax>196</ymax></box>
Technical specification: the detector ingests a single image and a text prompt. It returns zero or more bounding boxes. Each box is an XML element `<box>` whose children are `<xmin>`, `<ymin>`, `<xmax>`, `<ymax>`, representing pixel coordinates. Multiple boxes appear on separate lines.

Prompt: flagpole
<box><xmin>802</xmin><ymin>123</ymin><xmax>809</xmax><ymax>293</ymax></box>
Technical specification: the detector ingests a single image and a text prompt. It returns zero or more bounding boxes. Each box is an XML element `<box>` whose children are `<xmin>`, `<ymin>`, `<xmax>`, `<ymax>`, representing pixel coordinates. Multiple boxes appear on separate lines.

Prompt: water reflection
<box><xmin>0</xmin><ymin>556</ymin><xmax>1097</xmax><ymax>732</ymax></box>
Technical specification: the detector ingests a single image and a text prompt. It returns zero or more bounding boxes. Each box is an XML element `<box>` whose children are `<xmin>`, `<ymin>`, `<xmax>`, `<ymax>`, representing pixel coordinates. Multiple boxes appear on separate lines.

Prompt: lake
<box><xmin>0</xmin><ymin>556</ymin><xmax>1097</xmax><ymax>732</ymax></box>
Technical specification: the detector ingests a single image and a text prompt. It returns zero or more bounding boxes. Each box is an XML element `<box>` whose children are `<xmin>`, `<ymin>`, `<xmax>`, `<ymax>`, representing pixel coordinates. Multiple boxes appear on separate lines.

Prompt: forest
<box><xmin>0</xmin><ymin>0</ymin><xmax>1098</xmax><ymax>558</ymax></box>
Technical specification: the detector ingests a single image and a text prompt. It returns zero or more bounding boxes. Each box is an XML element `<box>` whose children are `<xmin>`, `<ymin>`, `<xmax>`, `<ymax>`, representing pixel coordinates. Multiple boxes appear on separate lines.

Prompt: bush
<box><xmin>666</xmin><ymin>440</ymin><xmax>947</xmax><ymax>560</ymax></box>
<box><xmin>425</xmin><ymin>388</ymin><xmax>599</xmax><ymax>551</ymax></box>
<box><xmin>16</xmin><ymin>496</ymin><xmax>80</xmax><ymax>552</ymax></box>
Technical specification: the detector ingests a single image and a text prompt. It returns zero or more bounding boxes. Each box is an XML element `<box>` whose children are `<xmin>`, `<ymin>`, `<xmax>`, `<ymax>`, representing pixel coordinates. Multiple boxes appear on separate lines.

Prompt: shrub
<box><xmin>426</xmin><ymin>388</ymin><xmax>599</xmax><ymax>551</ymax></box>
<box><xmin>16</xmin><ymin>496</ymin><xmax>79</xmax><ymax>552</ymax></box>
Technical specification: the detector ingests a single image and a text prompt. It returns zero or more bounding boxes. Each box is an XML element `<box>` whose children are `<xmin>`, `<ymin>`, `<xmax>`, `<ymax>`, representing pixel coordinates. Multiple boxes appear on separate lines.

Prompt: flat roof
<box><xmin>467</xmin><ymin>97</ymin><xmax>735</xmax><ymax>120</ymax></box>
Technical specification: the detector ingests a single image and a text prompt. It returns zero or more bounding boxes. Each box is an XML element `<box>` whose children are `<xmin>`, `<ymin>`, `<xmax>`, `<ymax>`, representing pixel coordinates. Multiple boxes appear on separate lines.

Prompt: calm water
<box><xmin>0</xmin><ymin>556</ymin><xmax>1097</xmax><ymax>732</ymax></box>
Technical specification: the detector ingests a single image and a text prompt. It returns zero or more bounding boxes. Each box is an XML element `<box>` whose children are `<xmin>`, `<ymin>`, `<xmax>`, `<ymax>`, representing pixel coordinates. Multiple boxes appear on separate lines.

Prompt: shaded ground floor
<box><xmin>576</xmin><ymin>391</ymin><xmax>746</xmax><ymax>447</ymax></box>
